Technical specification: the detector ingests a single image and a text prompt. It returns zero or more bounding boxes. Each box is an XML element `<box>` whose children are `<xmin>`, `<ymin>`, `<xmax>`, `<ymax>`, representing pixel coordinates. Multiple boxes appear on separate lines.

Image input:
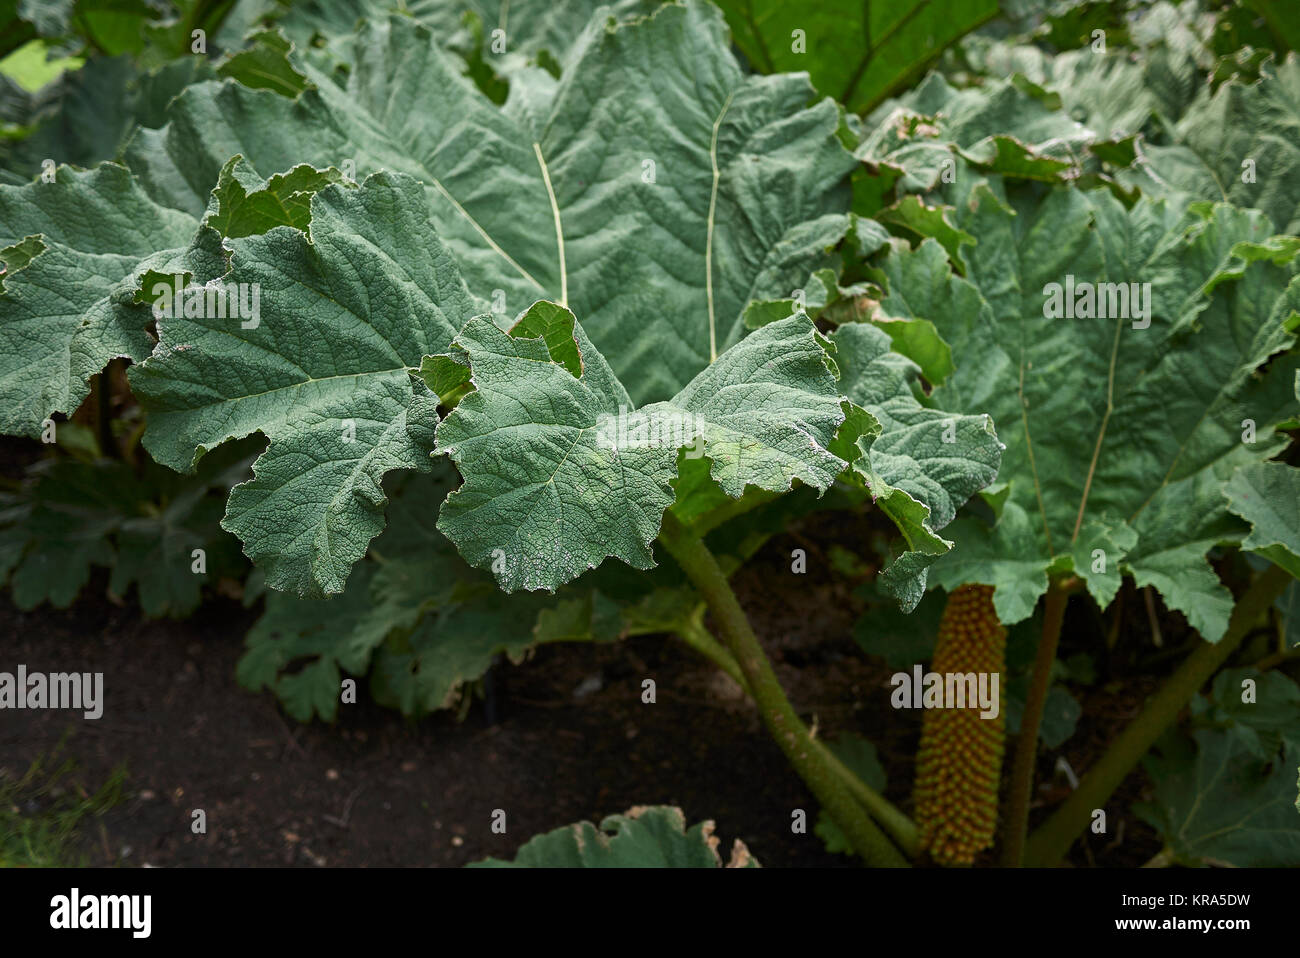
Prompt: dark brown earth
<box><xmin>0</xmin><ymin>501</ymin><xmax>1180</xmax><ymax>868</ymax></box>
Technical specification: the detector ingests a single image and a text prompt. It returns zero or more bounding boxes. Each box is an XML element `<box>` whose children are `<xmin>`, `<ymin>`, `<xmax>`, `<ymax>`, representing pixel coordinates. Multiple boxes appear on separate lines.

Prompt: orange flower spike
<box><xmin>913</xmin><ymin>584</ymin><xmax>1007</xmax><ymax>866</ymax></box>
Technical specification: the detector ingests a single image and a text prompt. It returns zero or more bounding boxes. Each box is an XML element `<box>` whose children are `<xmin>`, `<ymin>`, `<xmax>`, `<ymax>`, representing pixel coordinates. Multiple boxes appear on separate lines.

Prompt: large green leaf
<box><xmin>1200</xmin><ymin>667</ymin><xmax>1300</xmax><ymax>759</ymax></box>
<box><xmin>716</xmin><ymin>0</ymin><xmax>998</xmax><ymax>114</ymax></box>
<box><xmin>434</xmin><ymin>302</ymin><xmax>846</xmax><ymax>592</ymax></box>
<box><xmin>130</xmin><ymin>172</ymin><xmax>475</xmax><ymax>596</ymax></box>
<box><xmin>0</xmin><ymin>154</ymin><xmax>296</xmax><ymax>441</ymax></box>
<box><xmin>849</xmin><ymin>72</ymin><xmax>1137</xmax><ymax>266</ymax></box>
<box><xmin>0</xmin><ymin>55</ymin><xmax>213</xmax><ymax>184</ymax></box>
<box><xmin>970</xmin><ymin>18</ymin><xmax>1297</xmax><ymax>235</ymax></box>
<box><xmin>241</xmin><ymin>462</ymin><xmax>682</xmax><ymax>721</ymax></box>
<box><xmin>240</xmin><ymin>465</ymin><xmax>535</xmax><ymax>720</ymax></box>
<box><xmin>857</xmin><ymin>72</ymin><xmax>1118</xmax><ymax>193</ymax></box>
<box><xmin>238</xmin><ymin>465</ymin><xmax>464</xmax><ymax>720</ymax></box>
<box><xmin>924</xmin><ymin>183</ymin><xmax>1300</xmax><ymax>639</ymax></box>
<box><xmin>0</xmin><ymin>162</ymin><xmax>199</xmax><ymax>436</ymax></box>
<box><xmin>239</xmin><ymin>561</ymin><xmax>387</xmax><ymax>721</ymax></box>
<box><xmin>1224</xmin><ymin>461</ymin><xmax>1300</xmax><ymax>579</ymax></box>
<box><xmin>125</xmin><ymin>1</ymin><xmax>856</xmax><ymax>404</ymax></box>
<box><xmin>215</xmin><ymin>29</ymin><xmax>309</xmax><ymax>98</ymax></box>
<box><xmin>855</xmin><ymin>238</ymin><xmax>969</xmax><ymax>382</ymax></box>
<box><xmin>1127</xmin><ymin>55</ymin><xmax>1300</xmax><ymax>236</ymax></box>
<box><xmin>276</xmin><ymin>0</ymin><xmax>660</xmax><ymax>81</ymax></box>
<box><xmin>201</xmin><ymin>154</ymin><xmax>343</xmax><ymax>238</ymax></box>
<box><xmin>468</xmin><ymin>805</ymin><xmax>759</xmax><ymax>867</ymax></box>
<box><xmin>854</xmin><ymin>580</ymin><xmax>944</xmax><ymax>668</ymax></box>
<box><xmin>706</xmin><ymin>247</ymin><xmax>1004</xmax><ymax>610</ymax></box>
<box><xmin>956</xmin><ymin>4</ymin><xmax>1208</xmax><ymax>144</ymax></box>
<box><xmin>1136</xmin><ymin>668</ymin><xmax>1300</xmax><ymax>867</ymax></box>
<box><xmin>1138</xmin><ymin>728</ymin><xmax>1300</xmax><ymax>866</ymax></box>
<box><xmin>0</xmin><ymin>440</ymin><xmax>252</xmax><ymax>617</ymax></box>
<box><xmin>829</xmin><ymin>320</ymin><xmax>1002</xmax><ymax>609</ymax></box>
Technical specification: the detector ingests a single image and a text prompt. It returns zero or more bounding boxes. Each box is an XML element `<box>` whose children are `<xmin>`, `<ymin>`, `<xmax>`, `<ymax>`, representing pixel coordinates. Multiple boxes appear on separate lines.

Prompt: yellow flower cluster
<box><xmin>913</xmin><ymin>584</ymin><xmax>1006</xmax><ymax>866</ymax></box>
